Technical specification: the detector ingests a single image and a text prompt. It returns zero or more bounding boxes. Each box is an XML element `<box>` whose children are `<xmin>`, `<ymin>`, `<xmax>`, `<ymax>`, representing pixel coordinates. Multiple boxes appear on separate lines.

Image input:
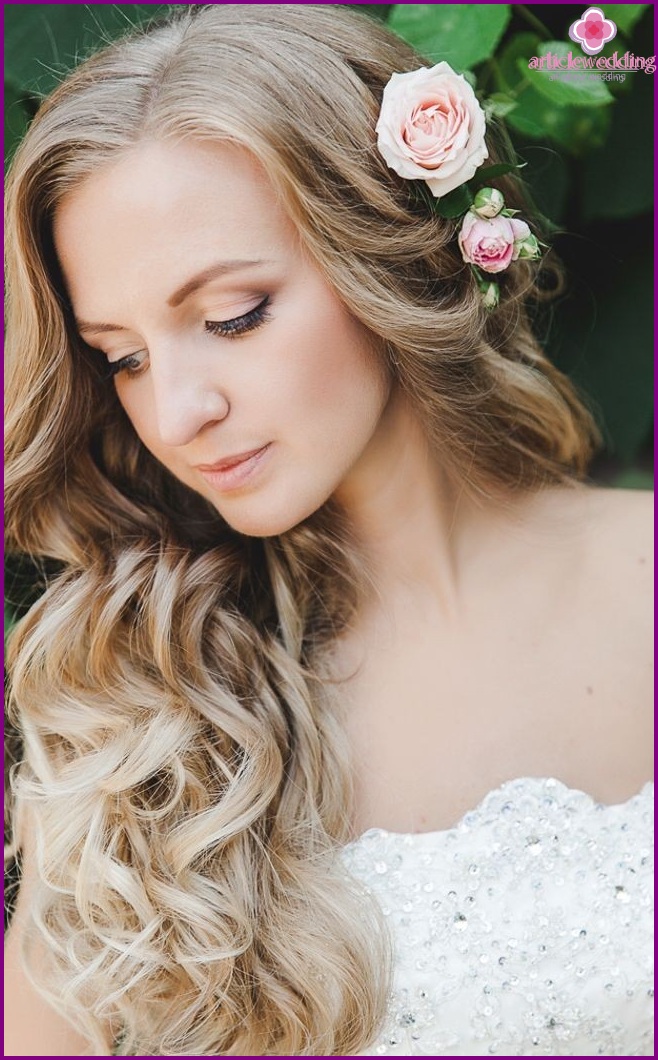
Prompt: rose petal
<box><xmin>376</xmin><ymin>61</ymin><xmax>488</xmax><ymax>198</ymax></box>
<box><xmin>509</xmin><ymin>218</ymin><xmax>531</xmax><ymax>241</ymax></box>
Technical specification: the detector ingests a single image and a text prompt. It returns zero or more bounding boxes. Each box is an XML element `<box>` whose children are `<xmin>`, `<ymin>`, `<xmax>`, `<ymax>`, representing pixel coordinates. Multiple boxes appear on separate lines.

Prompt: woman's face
<box><xmin>53</xmin><ymin>139</ymin><xmax>391</xmax><ymax>537</ymax></box>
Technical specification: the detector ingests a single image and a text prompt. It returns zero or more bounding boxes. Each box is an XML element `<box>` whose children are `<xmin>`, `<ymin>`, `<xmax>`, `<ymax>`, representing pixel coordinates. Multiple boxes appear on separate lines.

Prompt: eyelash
<box><xmin>204</xmin><ymin>295</ymin><xmax>272</xmax><ymax>339</ymax></box>
<box><xmin>103</xmin><ymin>295</ymin><xmax>273</xmax><ymax>380</ymax></box>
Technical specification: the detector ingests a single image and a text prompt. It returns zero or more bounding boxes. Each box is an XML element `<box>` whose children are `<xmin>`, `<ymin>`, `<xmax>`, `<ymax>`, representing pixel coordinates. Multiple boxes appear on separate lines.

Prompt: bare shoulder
<box><xmin>507</xmin><ymin>482</ymin><xmax>652</xmax><ymax>602</ymax></box>
<box><xmin>580</xmin><ymin>485</ymin><xmax>653</xmax><ymax>595</ymax></box>
<box><xmin>545</xmin><ymin>484</ymin><xmax>653</xmax><ymax>798</ymax></box>
<box><xmin>577</xmin><ymin>485</ymin><xmax>653</xmax><ymax>740</ymax></box>
<box><xmin>584</xmin><ymin>483</ymin><xmax>653</xmax><ymax>543</ymax></box>
<box><xmin>534</xmin><ymin>482</ymin><xmax>653</xmax><ymax>686</ymax></box>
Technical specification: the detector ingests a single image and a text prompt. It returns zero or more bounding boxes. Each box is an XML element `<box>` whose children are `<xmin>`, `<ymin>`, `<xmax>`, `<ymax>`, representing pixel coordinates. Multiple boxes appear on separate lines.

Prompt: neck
<box><xmin>332</xmin><ymin>386</ymin><xmax>493</xmax><ymax>627</ymax></box>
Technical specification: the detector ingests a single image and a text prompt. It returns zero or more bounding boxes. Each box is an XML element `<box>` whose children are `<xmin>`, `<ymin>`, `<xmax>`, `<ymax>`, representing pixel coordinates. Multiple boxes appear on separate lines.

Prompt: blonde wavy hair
<box><xmin>5</xmin><ymin>4</ymin><xmax>603</xmax><ymax>1055</ymax></box>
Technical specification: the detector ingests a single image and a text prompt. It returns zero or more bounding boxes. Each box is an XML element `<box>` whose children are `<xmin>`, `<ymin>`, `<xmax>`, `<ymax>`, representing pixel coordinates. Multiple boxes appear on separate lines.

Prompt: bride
<box><xmin>4</xmin><ymin>4</ymin><xmax>652</xmax><ymax>1056</ymax></box>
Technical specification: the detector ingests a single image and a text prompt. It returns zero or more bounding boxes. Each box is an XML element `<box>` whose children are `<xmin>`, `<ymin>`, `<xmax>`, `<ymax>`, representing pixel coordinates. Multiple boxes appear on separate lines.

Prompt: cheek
<box><xmin>276</xmin><ymin>308</ymin><xmax>388</xmax><ymax>439</ymax></box>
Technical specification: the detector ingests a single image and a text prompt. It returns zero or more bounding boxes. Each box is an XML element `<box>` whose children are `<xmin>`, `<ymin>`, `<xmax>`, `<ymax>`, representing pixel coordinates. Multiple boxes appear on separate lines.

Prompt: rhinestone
<box><xmin>339</xmin><ymin>776</ymin><xmax>652</xmax><ymax>1055</ymax></box>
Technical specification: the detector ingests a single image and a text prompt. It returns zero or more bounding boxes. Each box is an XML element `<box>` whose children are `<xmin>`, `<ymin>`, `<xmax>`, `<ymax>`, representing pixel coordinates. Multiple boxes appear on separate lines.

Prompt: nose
<box><xmin>150</xmin><ymin>353</ymin><xmax>230</xmax><ymax>448</ymax></box>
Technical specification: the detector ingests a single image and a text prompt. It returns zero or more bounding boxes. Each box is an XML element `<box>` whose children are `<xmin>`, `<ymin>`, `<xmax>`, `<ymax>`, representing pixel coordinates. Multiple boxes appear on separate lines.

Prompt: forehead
<box><xmin>52</xmin><ymin>139</ymin><xmax>294</xmax><ymax>307</ymax></box>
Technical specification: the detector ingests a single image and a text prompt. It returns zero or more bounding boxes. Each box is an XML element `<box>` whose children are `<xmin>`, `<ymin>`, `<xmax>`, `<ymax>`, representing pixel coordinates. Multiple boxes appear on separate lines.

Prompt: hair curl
<box><xmin>5</xmin><ymin>4</ymin><xmax>603</xmax><ymax>1055</ymax></box>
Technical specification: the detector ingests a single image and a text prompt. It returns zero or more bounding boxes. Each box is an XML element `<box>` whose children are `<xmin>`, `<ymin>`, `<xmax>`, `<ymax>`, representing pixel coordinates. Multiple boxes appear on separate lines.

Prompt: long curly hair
<box><xmin>4</xmin><ymin>4</ymin><xmax>603</xmax><ymax>1055</ymax></box>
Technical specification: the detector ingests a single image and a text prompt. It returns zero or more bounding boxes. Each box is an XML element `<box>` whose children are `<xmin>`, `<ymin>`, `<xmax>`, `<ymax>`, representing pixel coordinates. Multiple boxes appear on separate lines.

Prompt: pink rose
<box><xmin>375</xmin><ymin>62</ymin><xmax>488</xmax><ymax>199</ymax></box>
<box><xmin>458</xmin><ymin>211</ymin><xmax>531</xmax><ymax>274</ymax></box>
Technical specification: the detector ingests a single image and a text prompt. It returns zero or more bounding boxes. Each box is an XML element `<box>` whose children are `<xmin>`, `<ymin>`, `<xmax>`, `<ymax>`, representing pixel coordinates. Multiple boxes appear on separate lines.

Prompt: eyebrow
<box><xmin>75</xmin><ymin>258</ymin><xmax>273</xmax><ymax>334</ymax></box>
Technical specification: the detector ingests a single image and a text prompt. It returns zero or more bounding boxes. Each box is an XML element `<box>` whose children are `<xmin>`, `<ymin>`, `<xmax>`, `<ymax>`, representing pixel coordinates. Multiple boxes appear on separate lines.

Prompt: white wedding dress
<box><xmin>343</xmin><ymin>776</ymin><xmax>654</xmax><ymax>1056</ymax></box>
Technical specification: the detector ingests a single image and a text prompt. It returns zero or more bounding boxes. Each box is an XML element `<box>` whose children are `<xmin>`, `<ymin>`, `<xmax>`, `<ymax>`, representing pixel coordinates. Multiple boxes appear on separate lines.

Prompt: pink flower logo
<box><xmin>568</xmin><ymin>6</ymin><xmax>617</xmax><ymax>55</ymax></box>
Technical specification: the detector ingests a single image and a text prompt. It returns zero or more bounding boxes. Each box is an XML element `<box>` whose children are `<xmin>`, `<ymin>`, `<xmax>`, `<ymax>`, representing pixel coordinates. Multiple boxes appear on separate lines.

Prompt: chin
<box><xmin>215</xmin><ymin>498</ymin><xmax>323</xmax><ymax>539</ymax></box>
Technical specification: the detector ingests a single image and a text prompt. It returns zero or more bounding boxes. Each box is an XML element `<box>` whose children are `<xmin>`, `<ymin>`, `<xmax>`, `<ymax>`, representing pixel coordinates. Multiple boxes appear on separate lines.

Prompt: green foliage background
<box><xmin>3</xmin><ymin>4</ymin><xmax>654</xmax><ymax>636</ymax></box>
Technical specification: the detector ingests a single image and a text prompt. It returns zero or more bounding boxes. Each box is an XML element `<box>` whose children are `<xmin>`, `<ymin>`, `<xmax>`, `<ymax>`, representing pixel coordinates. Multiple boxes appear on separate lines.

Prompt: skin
<box><xmin>53</xmin><ymin>138</ymin><xmax>653</xmax><ymax>839</ymax></box>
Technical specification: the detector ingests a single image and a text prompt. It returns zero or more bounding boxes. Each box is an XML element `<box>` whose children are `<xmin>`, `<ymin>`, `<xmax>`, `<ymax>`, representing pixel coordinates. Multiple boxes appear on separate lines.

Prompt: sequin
<box><xmin>342</xmin><ymin>777</ymin><xmax>653</xmax><ymax>1056</ymax></box>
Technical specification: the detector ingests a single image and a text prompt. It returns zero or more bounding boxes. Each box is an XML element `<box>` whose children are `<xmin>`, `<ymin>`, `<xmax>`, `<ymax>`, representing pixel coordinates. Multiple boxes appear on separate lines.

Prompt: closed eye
<box><xmin>104</xmin><ymin>350</ymin><xmax>148</xmax><ymax>380</ymax></box>
<box><xmin>204</xmin><ymin>295</ymin><xmax>272</xmax><ymax>339</ymax></box>
<box><xmin>102</xmin><ymin>295</ymin><xmax>273</xmax><ymax>381</ymax></box>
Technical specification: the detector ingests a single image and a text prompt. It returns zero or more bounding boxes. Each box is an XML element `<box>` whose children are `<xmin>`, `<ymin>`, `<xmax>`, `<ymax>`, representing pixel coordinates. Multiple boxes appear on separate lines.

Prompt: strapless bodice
<box><xmin>342</xmin><ymin>777</ymin><xmax>654</xmax><ymax>1056</ymax></box>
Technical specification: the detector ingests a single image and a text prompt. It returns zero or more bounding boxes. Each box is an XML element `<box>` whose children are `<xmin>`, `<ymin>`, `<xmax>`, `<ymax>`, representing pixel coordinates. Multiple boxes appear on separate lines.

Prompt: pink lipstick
<box><xmin>196</xmin><ymin>443</ymin><xmax>272</xmax><ymax>492</ymax></box>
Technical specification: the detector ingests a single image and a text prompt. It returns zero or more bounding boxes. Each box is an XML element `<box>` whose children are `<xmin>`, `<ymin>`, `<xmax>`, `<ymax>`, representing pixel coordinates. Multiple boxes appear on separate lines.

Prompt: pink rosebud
<box><xmin>375</xmin><ymin>62</ymin><xmax>488</xmax><ymax>199</ymax></box>
<box><xmin>458</xmin><ymin>212</ymin><xmax>533</xmax><ymax>274</ymax></box>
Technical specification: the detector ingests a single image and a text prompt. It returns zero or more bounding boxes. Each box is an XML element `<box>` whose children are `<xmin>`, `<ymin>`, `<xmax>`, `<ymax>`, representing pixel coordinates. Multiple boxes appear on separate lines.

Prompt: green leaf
<box><xmin>433</xmin><ymin>184</ymin><xmax>473</xmax><ymax>218</ymax></box>
<box><xmin>389</xmin><ymin>4</ymin><xmax>511</xmax><ymax>71</ymax></box>
<box><xmin>508</xmin><ymin>86</ymin><xmax>612</xmax><ymax>155</ymax></box>
<box><xmin>484</xmin><ymin>92</ymin><xmax>518</xmax><ymax>119</ymax></box>
<box><xmin>582</xmin><ymin>65</ymin><xmax>653</xmax><ymax>220</ymax></box>
<box><xmin>602</xmin><ymin>4</ymin><xmax>648</xmax><ymax>35</ymax></box>
<box><xmin>521</xmin><ymin>42</ymin><xmax>614</xmax><ymax>107</ymax></box>
<box><xmin>497</xmin><ymin>32</ymin><xmax>541</xmax><ymax>94</ymax></box>
<box><xmin>472</xmin><ymin>162</ymin><xmax>524</xmax><ymax>184</ymax></box>
<box><xmin>4</xmin><ymin>4</ymin><xmax>174</xmax><ymax>97</ymax></box>
<box><xmin>480</xmin><ymin>31</ymin><xmax>613</xmax><ymax>155</ymax></box>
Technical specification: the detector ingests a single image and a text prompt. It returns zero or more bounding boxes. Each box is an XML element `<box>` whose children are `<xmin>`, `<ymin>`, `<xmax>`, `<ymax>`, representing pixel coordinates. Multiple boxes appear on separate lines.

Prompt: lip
<box><xmin>196</xmin><ymin>445</ymin><xmax>270</xmax><ymax>472</ymax></box>
<box><xmin>196</xmin><ymin>443</ymin><xmax>272</xmax><ymax>493</ymax></box>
